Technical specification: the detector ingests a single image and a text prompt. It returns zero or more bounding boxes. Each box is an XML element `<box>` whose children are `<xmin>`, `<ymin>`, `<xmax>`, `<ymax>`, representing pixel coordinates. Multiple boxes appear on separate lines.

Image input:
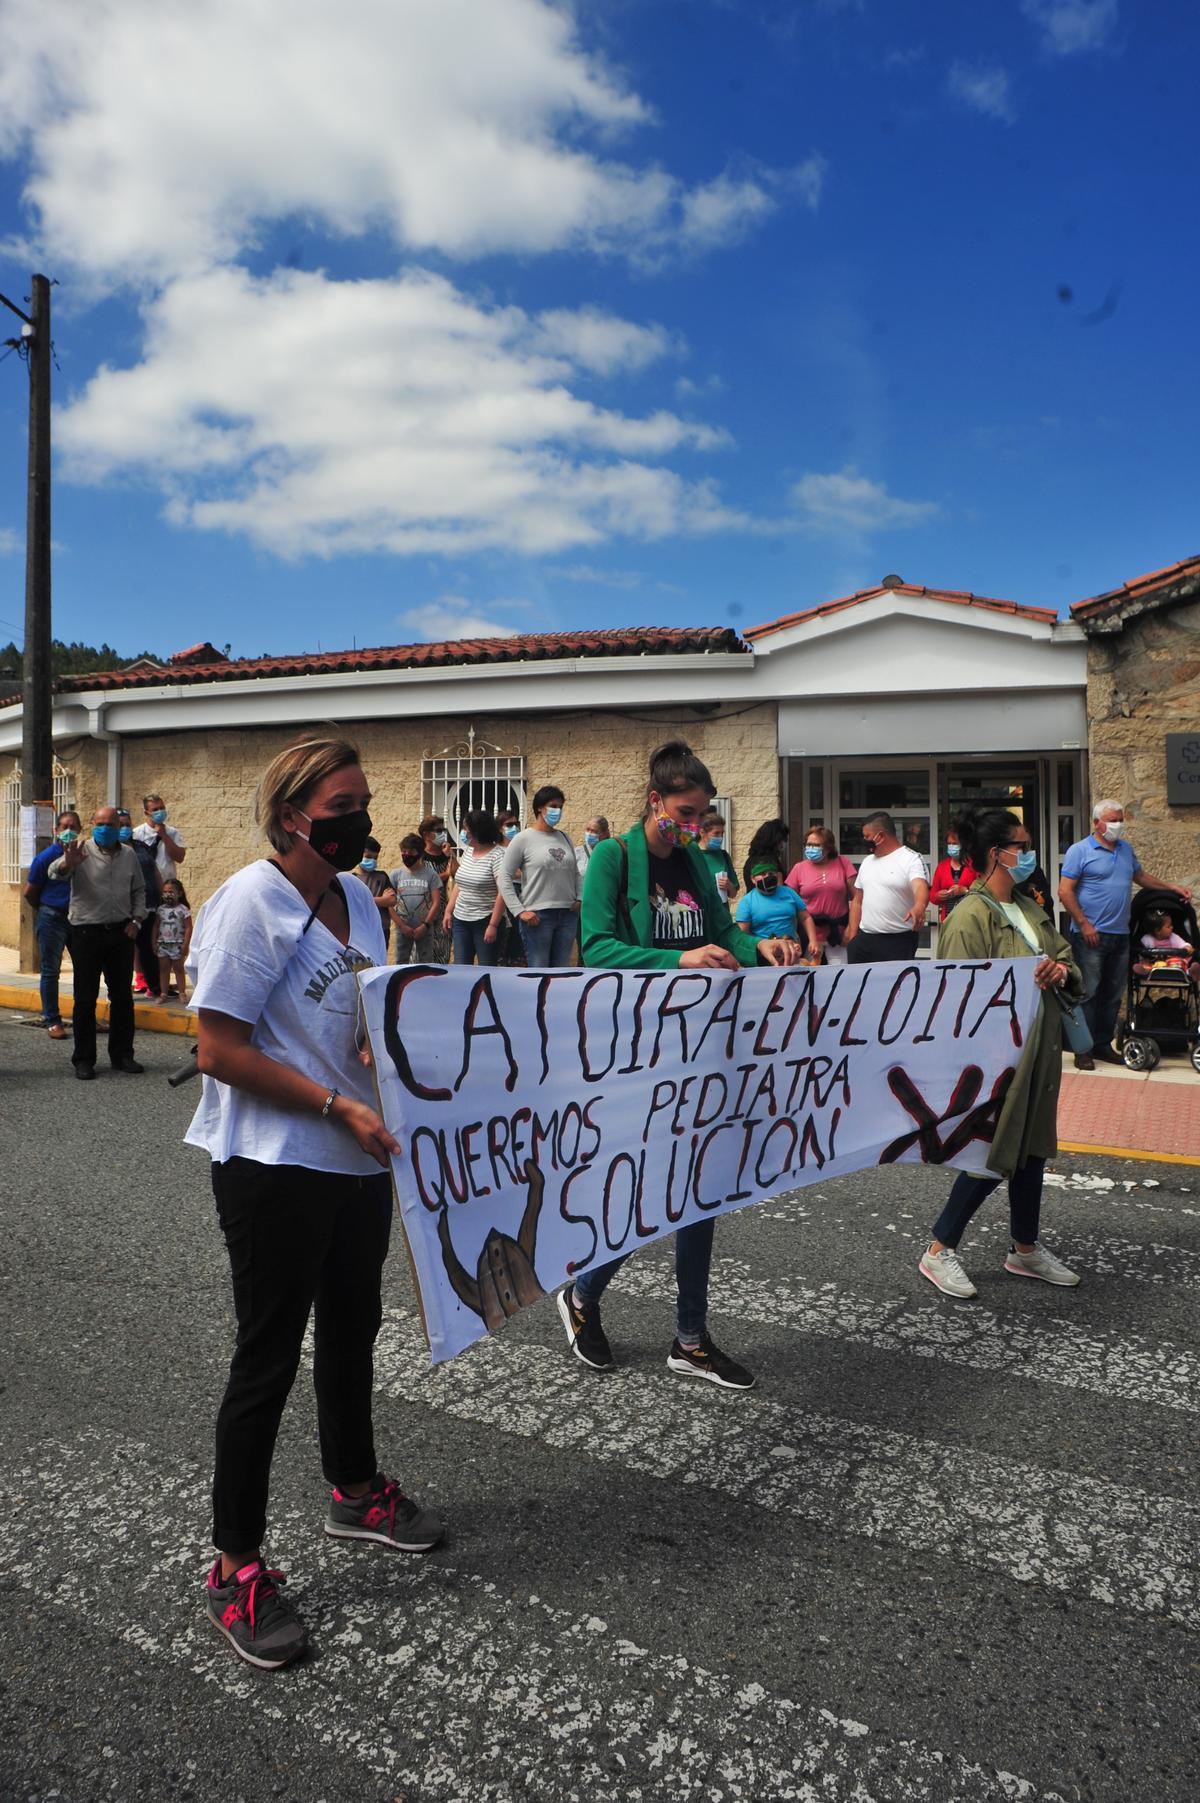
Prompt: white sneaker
<box><xmin>1004</xmin><ymin>1243</ymin><xmax>1081</xmax><ymax>1287</ymax></box>
<box><xmin>918</xmin><ymin>1246</ymin><xmax>978</xmax><ymax>1299</ymax></box>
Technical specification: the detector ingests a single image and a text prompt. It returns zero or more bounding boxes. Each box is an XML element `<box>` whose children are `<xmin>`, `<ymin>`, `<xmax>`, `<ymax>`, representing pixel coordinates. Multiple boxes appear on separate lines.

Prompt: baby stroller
<box><xmin>1116</xmin><ymin>889</ymin><xmax>1200</xmax><ymax>1073</ymax></box>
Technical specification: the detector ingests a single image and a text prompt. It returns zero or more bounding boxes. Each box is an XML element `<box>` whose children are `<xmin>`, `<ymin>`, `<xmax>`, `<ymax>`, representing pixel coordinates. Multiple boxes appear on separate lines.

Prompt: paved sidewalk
<box><xmin>1057</xmin><ymin>1053</ymin><xmax>1200</xmax><ymax>1163</ymax></box>
<box><xmin>0</xmin><ymin>943</ymin><xmax>194</xmax><ymax>1038</ymax></box>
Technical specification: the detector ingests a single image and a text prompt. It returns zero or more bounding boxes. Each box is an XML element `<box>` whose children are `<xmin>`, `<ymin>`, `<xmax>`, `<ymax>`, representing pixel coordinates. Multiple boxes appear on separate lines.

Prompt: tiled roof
<box><xmin>745</xmin><ymin>579</ymin><xmax>1058</xmax><ymax>641</ymax></box>
<box><xmin>1070</xmin><ymin>554</ymin><xmax>1200</xmax><ymax>626</ymax></box>
<box><xmin>0</xmin><ymin>625</ymin><xmax>748</xmax><ymax>708</ymax></box>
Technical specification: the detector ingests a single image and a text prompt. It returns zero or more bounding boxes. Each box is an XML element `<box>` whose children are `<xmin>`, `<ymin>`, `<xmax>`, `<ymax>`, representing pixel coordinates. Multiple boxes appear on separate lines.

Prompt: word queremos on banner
<box><xmin>358</xmin><ymin>959</ymin><xmax>1041</xmax><ymax>1364</ymax></box>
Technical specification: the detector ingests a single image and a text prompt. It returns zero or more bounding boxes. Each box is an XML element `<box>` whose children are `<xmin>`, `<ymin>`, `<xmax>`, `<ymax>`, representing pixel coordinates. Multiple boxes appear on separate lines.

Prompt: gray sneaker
<box><xmin>325</xmin><ymin>1473</ymin><xmax>444</xmax><ymax>1551</ymax></box>
<box><xmin>205</xmin><ymin>1559</ymin><xmax>309</xmax><ymax>1670</ymax></box>
<box><xmin>1004</xmin><ymin>1243</ymin><xmax>1081</xmax><ymax>1286</ymax></box>
<box><xmin>918</xmin><ymin>1245</ymin><xmax>978</xmax><ymax>1299</ymax></box>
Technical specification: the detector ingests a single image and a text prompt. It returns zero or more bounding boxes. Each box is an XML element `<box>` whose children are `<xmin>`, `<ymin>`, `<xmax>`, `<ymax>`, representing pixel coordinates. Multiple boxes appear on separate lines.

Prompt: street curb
<box><xmin>1056</xmin><ymin>1140</ymin><xmax>1200</xmax><ymax>1168</ymax></box>
<box><xmin>0</xmin><ymin>983</ymin><xmax>195</xmax><ymax>1038</ymax></box>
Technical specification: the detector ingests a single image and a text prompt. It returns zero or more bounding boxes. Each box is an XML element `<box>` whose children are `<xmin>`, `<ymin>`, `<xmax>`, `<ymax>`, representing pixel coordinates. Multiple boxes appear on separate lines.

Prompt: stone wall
<box><xmin>1084</xmin><ymin>595</ymin><xmax>1200</xmax><ymax>887</ymax></box>
<box><xmin>2</xmin><ymin>703</ymin><xmax>780</xmax><ymax>943</ymax></box>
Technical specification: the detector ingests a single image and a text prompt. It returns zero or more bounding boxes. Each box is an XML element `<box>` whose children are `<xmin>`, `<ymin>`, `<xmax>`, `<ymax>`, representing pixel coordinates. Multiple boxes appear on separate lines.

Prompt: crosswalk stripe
<box><xmin>2</xmin><ymin>1432</ymin><xmax>1068</xmax><ymax>1802</ymax></box>
<box><xmin>370</xmin><ymin>1315</ymin><xmax>1200</xmax><ymax>1632</ymax></box>
<box><xmin>612</xmin><ymin>1255</ymin><xmax>1200</xmax><ymax>1414</ymax></box>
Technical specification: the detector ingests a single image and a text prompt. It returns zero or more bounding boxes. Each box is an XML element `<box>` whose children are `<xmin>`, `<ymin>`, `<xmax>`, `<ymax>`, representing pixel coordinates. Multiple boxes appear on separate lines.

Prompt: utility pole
<box><xmin>2</xmin><ymin>273</ymin><xmax>53</xmax><ymax>975</ymax></box>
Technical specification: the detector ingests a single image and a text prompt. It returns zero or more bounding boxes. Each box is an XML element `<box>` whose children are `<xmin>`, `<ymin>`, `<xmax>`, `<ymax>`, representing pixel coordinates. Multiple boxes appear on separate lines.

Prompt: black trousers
<box><xmin>69</xmin><ymin>921</ymin><xmax>136</xmax><ymax>1067</ymax></box>
<box><xmin>847</xmin><ymin>930</ymin><xmax>919</xmax><ymax>965</ymax></box>
<box><xmin>211</xmin><ymin>1157</ymin><xmax>393</xmax><ymax>1555</ymax></box>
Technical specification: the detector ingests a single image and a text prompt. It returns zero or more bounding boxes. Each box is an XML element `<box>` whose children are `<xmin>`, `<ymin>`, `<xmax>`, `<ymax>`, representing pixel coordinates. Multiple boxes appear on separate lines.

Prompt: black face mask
<box><xmin>757</xmin><ymin>875</ymin><xmax>780</xmax><ymax>895</ymax></box>
<box><xmin>299</xmin><ymin>808</ymin><xmax>373</xmax><ymax>872</ymax></box>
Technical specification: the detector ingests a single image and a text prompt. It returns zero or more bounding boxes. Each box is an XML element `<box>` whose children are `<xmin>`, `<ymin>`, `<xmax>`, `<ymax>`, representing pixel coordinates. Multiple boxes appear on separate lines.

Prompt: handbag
<box><xmin>974</xmin><ymin>886</ymin><xmax>1093</xmax><ymax>1054</ymax></box>
<box><xmin>1052</xmin><ymin>990</ymin><xmax>1093</xmax><ymax>1055</ymax></box>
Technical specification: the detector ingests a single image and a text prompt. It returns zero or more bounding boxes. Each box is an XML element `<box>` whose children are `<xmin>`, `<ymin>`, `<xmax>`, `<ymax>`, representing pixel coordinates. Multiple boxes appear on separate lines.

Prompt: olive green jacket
<box><xmin>938</xmin><ymin>882</ymin><xmax>1083</xmax><ymax>1175</ymax></box>
<box><xmin>580</xmin><ymin>824</ymin><xmax>761</xmax><ymax>971</ymax></box>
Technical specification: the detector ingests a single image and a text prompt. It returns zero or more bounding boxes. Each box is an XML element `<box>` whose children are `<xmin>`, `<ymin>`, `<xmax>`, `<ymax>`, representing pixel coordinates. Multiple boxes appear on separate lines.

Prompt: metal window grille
<box><xmin>3</xmin><ymin>761</ymin><xmax>76</xmax><ymax>882</ymax></box>
<box><xmin>421</xmin><ymin>727</ymin><xmax>526</xmax><ymax>833</ymax></box>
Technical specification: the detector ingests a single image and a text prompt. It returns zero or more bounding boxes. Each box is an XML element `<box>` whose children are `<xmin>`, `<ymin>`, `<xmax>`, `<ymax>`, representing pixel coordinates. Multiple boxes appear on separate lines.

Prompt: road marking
<box><xmin>613</xmin><ymin>1255</ymin><xmax>1200</xmax><ymax>1414</ymax></box>
<box><xmin>1057</xmin><ymin>1142</ymin><xmax>1200</xmax><ymax>1167</ymax></box>
<box><xmin>2</xmin><ymin>1434</ymin><xmax>1067</xmax><ymax>1803</ymax></box>
<box><xmin>368</xmin><ymin>1316</ymin><xmax>1200</xmax><ymax>1631</ymax></box>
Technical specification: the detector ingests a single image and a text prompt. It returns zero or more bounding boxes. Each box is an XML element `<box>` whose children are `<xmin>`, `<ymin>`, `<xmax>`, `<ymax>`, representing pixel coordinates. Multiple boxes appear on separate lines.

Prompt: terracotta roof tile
<box><xmin>1070</xmin><ymin>553</ymin><xmax>1200</xmax><ymax>621</ymax></box>
<box><xmin>0</xmin><ymin>625</ymin><xmax>748</xmax><ymax>709</ymax></box>
<box><xmin>745</xmin><ymin>581</ymin><xmax>1058</xmax><ymax>640</ymax></box>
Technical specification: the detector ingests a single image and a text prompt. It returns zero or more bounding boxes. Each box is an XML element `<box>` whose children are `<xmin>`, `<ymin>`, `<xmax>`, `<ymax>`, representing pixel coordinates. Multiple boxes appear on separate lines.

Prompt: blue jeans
<box><xmin>932</xmin><ymin>1156</ymin><xmax>1045</xmax><ymax>1251</ymax></box>
<box><xmin>451</xmin><ymin>915</ymin><xmax>499</xmax><ymax>967</ymax></box>
<box><xmin>1070</xmin><ymin>929</ymin><xmax>1128</xmax><ymax>1049</ymax></box>
<box><xmin>518</xmin><ymin>907</ymin><xmax>578</xmax><ymax>968</ymax></box>
<box><xmin>574</xmin><ymin>1219</ymin><xmax>715</xmax><ymax>1342</ymax></box>
<box><xmin>35</xmin><ymin>904</ymin><xmax>71</xmax><ymax>1026</ymax></box>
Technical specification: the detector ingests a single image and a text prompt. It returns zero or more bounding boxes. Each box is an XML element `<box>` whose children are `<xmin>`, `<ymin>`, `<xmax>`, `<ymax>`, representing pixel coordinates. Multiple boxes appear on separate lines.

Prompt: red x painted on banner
<box><xmin>879</xmin><ymin>1065</ymin><xmax>1015</xmax><ymax>1165</ymax></box>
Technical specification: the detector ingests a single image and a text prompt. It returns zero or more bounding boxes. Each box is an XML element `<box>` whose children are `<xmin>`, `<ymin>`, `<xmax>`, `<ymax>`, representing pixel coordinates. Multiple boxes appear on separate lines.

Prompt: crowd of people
<box><xmin>18</xmin><ymin>738</ymin><xmax>1194</xmax><ymax>1672</ymax></box>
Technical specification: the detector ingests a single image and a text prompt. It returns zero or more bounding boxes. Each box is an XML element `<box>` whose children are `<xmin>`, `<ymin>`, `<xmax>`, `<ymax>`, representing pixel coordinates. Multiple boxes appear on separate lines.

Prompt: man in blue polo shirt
<box><xmin>22</xmin><ymin>809</ymin><xmax>82</xmax><ymax>1039</ymax></box>
<box><xmin>1059</xmin><ymin>799</ymin><xmax>1192</xmax><ymax>1069</ymax></box>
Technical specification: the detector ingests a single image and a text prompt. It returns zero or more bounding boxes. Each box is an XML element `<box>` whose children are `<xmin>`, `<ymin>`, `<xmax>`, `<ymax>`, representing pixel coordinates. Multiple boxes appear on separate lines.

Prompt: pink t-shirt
<box><xmin>785</xmin><ymin>854</ymin><xmax>858</xmax><ymax>938</ymax></box>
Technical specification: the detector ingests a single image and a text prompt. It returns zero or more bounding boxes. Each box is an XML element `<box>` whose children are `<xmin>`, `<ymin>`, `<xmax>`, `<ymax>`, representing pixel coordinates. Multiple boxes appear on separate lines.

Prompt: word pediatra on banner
<box><xmin>359</xmin><ymin>959</ymin><xmax>1040</xmax><ymax>1364</ymax></box>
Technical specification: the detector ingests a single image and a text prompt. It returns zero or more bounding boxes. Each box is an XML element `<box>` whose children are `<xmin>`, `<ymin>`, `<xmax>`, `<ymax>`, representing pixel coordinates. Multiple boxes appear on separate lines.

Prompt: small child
<box><xmin>1133</xmin><ymin>908</ymin><xmax>1199</xmax><ymax>985</ymax></box>
<box><xmin>153</xmin><ymin>878</ymin><xmax>193</xmax><ymax>1001</ymax></box>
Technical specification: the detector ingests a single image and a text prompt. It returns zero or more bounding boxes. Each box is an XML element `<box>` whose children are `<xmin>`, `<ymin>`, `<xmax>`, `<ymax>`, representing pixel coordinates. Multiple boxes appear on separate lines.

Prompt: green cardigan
<box><xmin>937</xmin><ymin>882</ymin><xmax>1083</xmax><ymax>1175</ymax></box>
<box><xmin>580</xmin><ymin>824</ymin><xmax>761</xmax><ymax>971</ymax></box>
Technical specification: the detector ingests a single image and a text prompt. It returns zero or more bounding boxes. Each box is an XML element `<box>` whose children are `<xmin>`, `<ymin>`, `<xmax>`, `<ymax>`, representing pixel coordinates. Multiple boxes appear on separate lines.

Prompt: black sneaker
<box><xmin>204</xmin><ymin>1559</ymin><xmax>309</xmax><ymax>1670</ymax></box>
<box><xmin>555</xmin><ymin>1286</ymin><xmax>615</xmax><ymax>1371</ymax></box>
<box><xmin>667</xmin><ymin>1333</ymin><xmax>755</xmax><ymax>1391</ymax></box>
<box><xmin>324</xmin><ymin>1474</ymin><xmax>444</xmax><ymax>1551</ymax></box>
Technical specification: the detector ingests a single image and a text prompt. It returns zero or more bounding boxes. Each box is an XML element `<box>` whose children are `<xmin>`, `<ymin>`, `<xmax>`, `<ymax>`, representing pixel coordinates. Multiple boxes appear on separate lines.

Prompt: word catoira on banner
<box><xmin>358</xmin><ymin>959</ymin><xmax>1040</xmax><ymax>1364</ymax></box>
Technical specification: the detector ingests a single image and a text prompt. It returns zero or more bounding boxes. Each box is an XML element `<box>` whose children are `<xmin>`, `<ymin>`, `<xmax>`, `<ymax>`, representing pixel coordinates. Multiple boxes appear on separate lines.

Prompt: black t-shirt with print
<box><xmin>648</xmin><ymin>848</ymin><xmax>707</xmax><ymax>952</ymax></box>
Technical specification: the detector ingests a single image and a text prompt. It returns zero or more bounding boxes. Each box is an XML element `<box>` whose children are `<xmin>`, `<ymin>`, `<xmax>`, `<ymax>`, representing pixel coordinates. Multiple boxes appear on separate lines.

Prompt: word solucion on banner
<box><xmin>359</xmin><ymin>959</ymin><xmax>1041</xmax><ymax>1364</ymax></box>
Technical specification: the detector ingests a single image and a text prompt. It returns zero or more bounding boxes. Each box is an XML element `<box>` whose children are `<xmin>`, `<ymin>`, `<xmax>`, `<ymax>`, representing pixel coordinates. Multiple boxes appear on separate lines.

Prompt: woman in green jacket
<box><xmin>559</xmin><ymin>741</ymin><xmax>799</xmax><ymax>1390</ymax></box>
<box><xmin>919</xmin><ymin>806</ymin><xmax>1084</xmax><ymax>1301</ymax></box>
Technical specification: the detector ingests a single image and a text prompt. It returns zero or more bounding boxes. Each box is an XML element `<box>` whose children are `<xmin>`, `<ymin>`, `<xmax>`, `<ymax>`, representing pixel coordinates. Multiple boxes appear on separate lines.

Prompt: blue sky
<box><xmin>0</xmin><ymin>0</ymin><xmax>1195</xmax><ymax>660</ymax></box>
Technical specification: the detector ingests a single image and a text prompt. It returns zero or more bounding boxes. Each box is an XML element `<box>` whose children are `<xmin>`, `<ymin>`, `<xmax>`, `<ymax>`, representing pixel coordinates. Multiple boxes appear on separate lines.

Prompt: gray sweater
<box><xmin>499</xmin><ymin>827</ymin><xmax>580</xmax><ymax>914</ymax></box>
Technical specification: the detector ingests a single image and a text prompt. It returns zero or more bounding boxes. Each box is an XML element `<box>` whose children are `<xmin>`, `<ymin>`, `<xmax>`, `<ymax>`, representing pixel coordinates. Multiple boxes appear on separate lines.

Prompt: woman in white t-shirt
<box><xmin>443</xmin><ymin>809</ymin><xmax>507</xmax><ymax>965</ymax></box>
<box><xmin>187</xmin><ymin>737</ymin><xmax>444</xmax><ymax>1672</ymax></box>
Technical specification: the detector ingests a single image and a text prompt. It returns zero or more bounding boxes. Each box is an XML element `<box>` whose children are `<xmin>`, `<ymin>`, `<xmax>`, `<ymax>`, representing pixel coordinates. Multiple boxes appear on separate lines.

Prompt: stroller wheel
<box><xmin>1122</xmin><ymin>1036</ymin><xmax>1156</xmax><ymax>1071</ymax></box>
<box><xmin>1191</xmin><ymin>1046</ymin><xmax>1200</xmax><ymax>1076</ymax></box>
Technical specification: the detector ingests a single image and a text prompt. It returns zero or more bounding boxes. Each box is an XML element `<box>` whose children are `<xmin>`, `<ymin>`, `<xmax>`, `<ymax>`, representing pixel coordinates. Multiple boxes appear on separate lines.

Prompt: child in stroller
<box><xmin>1118</xmin><ymin>890</ymin><xmax>1200</xmax><ymax>1072</ymax></box>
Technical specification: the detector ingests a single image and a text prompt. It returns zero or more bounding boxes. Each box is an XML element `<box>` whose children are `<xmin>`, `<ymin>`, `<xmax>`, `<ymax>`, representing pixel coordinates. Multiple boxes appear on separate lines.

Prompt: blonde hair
<box><xmin>256</xmin><ymin>736</ymin><xmax>361</xmax><ymax>855</ymax></box>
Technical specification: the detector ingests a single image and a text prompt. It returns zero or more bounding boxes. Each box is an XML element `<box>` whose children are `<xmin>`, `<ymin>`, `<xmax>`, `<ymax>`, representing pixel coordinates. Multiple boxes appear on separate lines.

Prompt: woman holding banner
<box><xmin>918</xmin><ymin>806</ymin><xmax>1083</xmax><ymax>1301</ymax></box>
<box><xmin>565</xmin><ymin>740</ymin><xmax>801</xmax><ymax>1390</ymax></box>
<box><xmin>188</xmin><ymin>737</ymin><xmax>444</xmax><ymax>1672</ymax></box>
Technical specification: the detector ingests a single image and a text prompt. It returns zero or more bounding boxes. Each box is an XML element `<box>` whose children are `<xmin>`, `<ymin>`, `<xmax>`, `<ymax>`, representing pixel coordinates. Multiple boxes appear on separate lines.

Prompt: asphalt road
<box><xmin>1</xmin><ymin>1015</ymin><xmax>1197</xmax><ymax>1803</ymax></box>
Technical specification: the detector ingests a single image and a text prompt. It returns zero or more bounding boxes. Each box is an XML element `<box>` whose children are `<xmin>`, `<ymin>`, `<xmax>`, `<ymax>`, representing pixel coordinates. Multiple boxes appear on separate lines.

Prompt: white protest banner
<box><xmin>359</xmin><ymin>958</ymin><xmax>1040</xmax><ymax>1365</ymax></box>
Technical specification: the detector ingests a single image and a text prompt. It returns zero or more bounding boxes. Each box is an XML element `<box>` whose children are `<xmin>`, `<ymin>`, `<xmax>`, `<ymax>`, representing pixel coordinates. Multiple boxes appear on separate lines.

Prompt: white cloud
<box><xmin>57</xmin><ymin>266</ymin><xmax>752</xmax><ymax>558</ymax></box>
<box><xmin>549</xmin><ymin>564</ymin><xmax>644</xmax><ymax>589</ymax></box>
<box><xmin>0</xmin><ymin>527</ymin><xmax>19</xmax><ymax>555</ymax></box>
<box><xmin>791</xmin><ymin>467</ymin><xmax>940</xmax><ymax>535</ymax></box>
<box><xmin>397</xmin><ymin>595</ymin><xmax>516</xmax><ymax>641</ymax></box>
<box><xmin>0</xmin><ymin>0</ymin><xmax>805</xmax><ymax>281</ymax></box>
<box><xmin>1021</xmin><ymin>1</ymin><xmax>1118</xmax><ymax>56</ymax></box>
<box><xmin>529</xmin><ymin>309</ymin><xmax>679</xmax><ymax>376</ymax></box>
<box><xmin>947</xmin><ymin>61</ymin><xmax>1014</xmax><ymax>123</ymax></box>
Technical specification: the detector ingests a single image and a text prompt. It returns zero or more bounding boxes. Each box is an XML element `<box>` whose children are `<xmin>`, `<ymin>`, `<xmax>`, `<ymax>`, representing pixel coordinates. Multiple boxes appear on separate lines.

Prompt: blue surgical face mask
<box><xmin>360</xmin><ymin>857</ymin><xmax>377</xmax><ymax>870</ymax></box>
<box><xmin>503</xmin><ymin>824</ymin><xmax>517</xmax><ymax>840</ymax></box>
<box><xmin>150</xmin><ymin>807</ymin><xmax>167</xmax><ymax>824</ymax></box>
<box><xmin>118</xmin><ymin>825</ymin><xmax>133</xmax><ymax>842</ymax></box>
<box><xmin>804</xmin><ymin>846</ymin><xmax>823</xmax><ymax>862</ymax></box>
<box><xmin>543</xmin><ymin>806</ymin><xmax>563</xmax><ymax>827</ymax></box>
<box><xmin>946</xmin><ymin>843</ymin><xmax>961</xmax><ymax>860</ymax></box>
<box><xmin>92</xmin><ymin>824</ymin><xmax>119</xmax><ymax>850</ymax></box>
<box><xmin>1010</xmin><ymin>849</ymin><xmax>1037</xmax><ymax>883</ymax></box>
<box><xmin>707</xmin><ymin>835</ymin><xmax>724</xmax><ymax>851</ymax></box>
<box><xmin>585</xmin><ymin>831</ymin><xmax>599</xmax><ymax>848</ymax></box>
